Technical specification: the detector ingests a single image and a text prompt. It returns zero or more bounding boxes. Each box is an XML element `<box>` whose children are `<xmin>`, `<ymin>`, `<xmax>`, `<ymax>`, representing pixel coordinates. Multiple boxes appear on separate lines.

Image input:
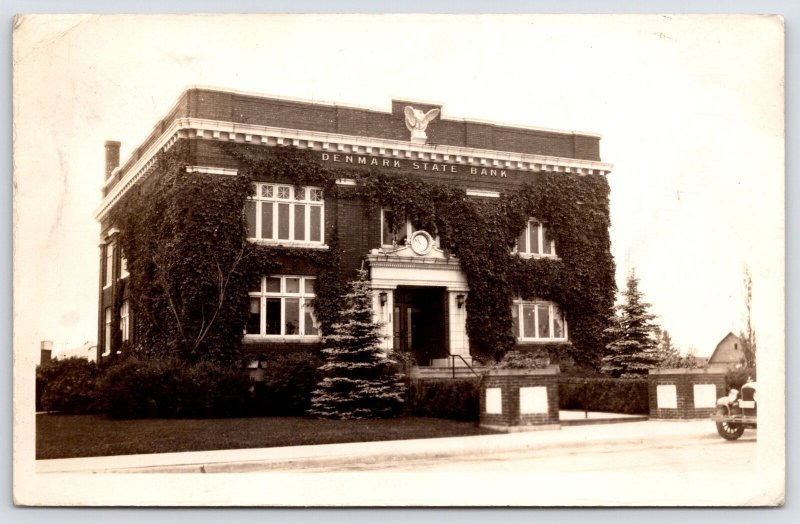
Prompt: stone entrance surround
<box><xmin>367</xmin><ymin>245</ymin><xmax>470</xmax><ymax>366</ymax></box>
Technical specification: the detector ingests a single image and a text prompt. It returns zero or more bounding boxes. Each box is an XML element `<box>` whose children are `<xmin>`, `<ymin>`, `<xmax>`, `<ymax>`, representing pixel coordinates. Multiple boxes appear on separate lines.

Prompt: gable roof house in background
<box><xmin>708</xmin><ymin>332</ymin><xmax>744</xmax><ymax>369</ymax></box>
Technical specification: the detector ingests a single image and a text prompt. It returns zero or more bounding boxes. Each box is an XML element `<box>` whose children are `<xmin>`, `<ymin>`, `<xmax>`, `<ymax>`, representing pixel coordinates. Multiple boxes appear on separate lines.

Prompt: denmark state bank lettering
<box><xmin>319</xmin><ymin>152</ymin><xmax>508</xmax><ymax>177</ymax></box>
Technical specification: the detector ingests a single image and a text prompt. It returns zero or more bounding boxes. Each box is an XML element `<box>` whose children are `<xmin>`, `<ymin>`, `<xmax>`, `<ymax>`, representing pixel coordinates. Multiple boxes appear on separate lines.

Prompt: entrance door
<box><xmin>392</xmin><ymin>287</ymin><xmax>447</xmax><ymax>365</ymax></box>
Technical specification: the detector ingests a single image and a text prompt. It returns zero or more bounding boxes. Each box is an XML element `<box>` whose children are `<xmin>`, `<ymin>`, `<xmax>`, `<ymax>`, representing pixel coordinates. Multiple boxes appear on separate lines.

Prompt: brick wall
<box><xmin>180</xmin><ymin>89</ymin><xmax>598</xmax><ymax>158</ymax></box>
<box><xmin>648</xmin><ymin>369</ymin><xmax>727</xmax><ymax>419</ymax></box>
<box><xmin>336</xmin><ymin>197</ymin><xmax>370</xmax><ymax>275</ymax></box>
<box><xmin>479</xmin><ymin>369</ymin><xmax>560</xmax><ymax>430</ymax></box>
<box><xmin>108</xmin><ymin>87</ymin><xmax>600</xmax><ymax>196</ymax></box>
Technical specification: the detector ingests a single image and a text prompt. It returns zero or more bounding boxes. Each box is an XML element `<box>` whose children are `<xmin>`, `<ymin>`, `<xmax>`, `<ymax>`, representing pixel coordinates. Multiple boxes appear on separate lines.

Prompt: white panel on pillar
<box><xmin>486</xmin><ymin>388</ymin><xmax>502</xmax><ymax>414</ymax></box>
<box><xmin>693</xmin><ymin>384</ymin><xmax>717</xmax><ymax>408</ymax></box>
<box><xmin>519</xmin><ymin>386</ymin><xmax>548</xmax><ymax>414</ymax></box>
<box><xmin>656</xmin><ymin>385</ymin><xmax>678</xmax><ymax>409</ymax></box>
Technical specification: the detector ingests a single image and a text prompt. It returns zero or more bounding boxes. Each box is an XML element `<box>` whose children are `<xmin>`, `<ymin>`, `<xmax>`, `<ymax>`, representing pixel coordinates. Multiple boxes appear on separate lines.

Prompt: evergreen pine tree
<box><xmin>601</xmin><ymin>272</ymin><xmax>661</xmax><ymax>377</ymax></box>
<box><xmin>309</xmin><ymin>269</ymin><xmax>407</xmax><ymax>419</ymax></box>
<box><xmin>654</xmin><ymin>328</ymin><xmax>680</xmax><ymax>367</ymax></box>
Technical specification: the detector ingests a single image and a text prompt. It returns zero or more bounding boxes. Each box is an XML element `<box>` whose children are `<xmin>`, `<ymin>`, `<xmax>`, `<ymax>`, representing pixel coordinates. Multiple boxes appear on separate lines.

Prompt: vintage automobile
<box><xmin>711</xmin><ymin>380</ymin><xmax>757</xmax><ymax>440</ymax></box>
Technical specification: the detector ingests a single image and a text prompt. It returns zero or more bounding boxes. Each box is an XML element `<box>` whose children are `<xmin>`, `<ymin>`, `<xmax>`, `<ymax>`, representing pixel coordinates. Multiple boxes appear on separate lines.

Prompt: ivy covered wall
<box><xmin>110</xmin><ymin>142</ymin><xmax>615</xmax><ymax>370</ymax></box>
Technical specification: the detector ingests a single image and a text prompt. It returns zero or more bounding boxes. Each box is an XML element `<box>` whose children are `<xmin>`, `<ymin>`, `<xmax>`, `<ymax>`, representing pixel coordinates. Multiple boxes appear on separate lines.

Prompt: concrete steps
<box><xmin>410</xmin><ymin>365</ymin><xmax>488</xmax><ymax>379</ymax></box>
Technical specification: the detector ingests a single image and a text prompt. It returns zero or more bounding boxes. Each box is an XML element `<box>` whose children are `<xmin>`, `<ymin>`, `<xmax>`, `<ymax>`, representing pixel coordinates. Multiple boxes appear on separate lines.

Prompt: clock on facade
<box><xmin>410</xmin><ymin>230</ymin><xmax>434</xmax><ymax>256</ymax></box>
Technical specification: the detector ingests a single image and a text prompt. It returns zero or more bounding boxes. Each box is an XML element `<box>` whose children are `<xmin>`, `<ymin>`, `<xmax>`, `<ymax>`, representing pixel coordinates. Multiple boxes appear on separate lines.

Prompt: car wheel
<box><xmin>716</xmin><ymin>420</ymin><xmax>745</xmax><ymax>440</ymax></box>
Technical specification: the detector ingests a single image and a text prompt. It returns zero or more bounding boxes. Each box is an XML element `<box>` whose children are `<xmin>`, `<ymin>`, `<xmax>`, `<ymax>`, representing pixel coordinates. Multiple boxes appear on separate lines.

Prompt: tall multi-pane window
<box><xmin>246</xmin><ymin>275</ymin><xmax>320</xmax><ymax>337</ymax></box>
<box><xmin>511</xmin><ymin>300</ymin><xmax>567</xmax><ymax>341</ymax></box>
<box><xmin>245</xmin><ymin>184</ymin><xmax>324</xmax><ymax>245</ymax></box>
<box><xmin>104</xmin><ymin>241</ymin><xmax>115</xmax><ymax>287</ymax></box>
<box><xmin>517</xmin><ymin>219</ymin><xmax>555</xmax><ymax>257</ymax></box>
<box><xmin>120</xmin><ymin>300</ymin><xmax>130</xmax><ymax>342</ymax></box>
<box><xmin>104</xmin><ymin>307</ymin><xmax>112</xmax><ymax>355</ymax></box>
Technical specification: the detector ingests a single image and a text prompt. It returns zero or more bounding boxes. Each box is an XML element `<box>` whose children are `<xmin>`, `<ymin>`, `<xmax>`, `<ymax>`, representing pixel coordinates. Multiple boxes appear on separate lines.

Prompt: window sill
<box><xmin>514</xmin><ymin>253</ymin><xmax>560</xmax><ymax>260</ymax></box>
<box><xmin>516</xmin><ymin>339</ymin><xmax>569</xmax><ymax>345</ymax></box>
<box><xmin>247</xmin><ymin>239</ymin><xmax>329</xmax><ymax>250</ymax></box>
<box><xmin>242</xmin><ymin>335</ymin><xmax>322</xmax><ymax>343</ymax></box>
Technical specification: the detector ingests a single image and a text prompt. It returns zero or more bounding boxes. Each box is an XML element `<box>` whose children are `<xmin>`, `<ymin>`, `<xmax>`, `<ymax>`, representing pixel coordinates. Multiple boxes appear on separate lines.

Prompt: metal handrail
<box><xmin>449</xmin><ymin>354</ymin><xmax>481</xmax><ymax>379</ymax></box>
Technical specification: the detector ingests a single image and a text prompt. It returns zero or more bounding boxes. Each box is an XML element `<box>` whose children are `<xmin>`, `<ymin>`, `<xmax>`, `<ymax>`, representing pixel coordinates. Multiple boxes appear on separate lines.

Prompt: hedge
<box><xmin>37</xmin><ymin>351</ymin><xmax>329</xmax><ymax>418</ymax></box>
<box><xmin>558</xmin><ymin>377</ymin><xmax>649</xmax><ymax>415</ymax></box>
<box><xmin>406</xmin><ymin>379</ymin><xmax>480</xmax><ymax>421</ymax></box>
<box><xmin>97</xmin><ymin>357</ymin><xmax>251</xmax><ymax>419</ymax></box>
<box><xmin>37</xmin><ymin>358</ymin><xmax>101</xmax><ymax>414</ymax></box>
<box><xmin>39</xmin><ymin>354</ymin><xmax>653</xmax><ymax>420</ymax></box>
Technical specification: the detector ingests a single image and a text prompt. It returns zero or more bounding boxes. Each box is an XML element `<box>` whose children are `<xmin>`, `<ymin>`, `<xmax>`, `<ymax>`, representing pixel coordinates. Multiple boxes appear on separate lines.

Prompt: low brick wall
<box><xmin>479</xmin><ymin>368</ymin><xmax>560</xmax><ymax>431</ymax></box>
<box><xmin>648</xmin><ymin>369</ymin><xmax>727</xmax><ymax>419</ymax></box>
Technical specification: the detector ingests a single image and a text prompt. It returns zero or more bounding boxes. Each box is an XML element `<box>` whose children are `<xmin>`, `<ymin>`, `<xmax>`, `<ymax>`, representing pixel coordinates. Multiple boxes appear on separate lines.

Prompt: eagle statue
<box><xmin>404</xmin><ymin>106</ymin><xmax>440</xmax><ymax>143</ymax></box>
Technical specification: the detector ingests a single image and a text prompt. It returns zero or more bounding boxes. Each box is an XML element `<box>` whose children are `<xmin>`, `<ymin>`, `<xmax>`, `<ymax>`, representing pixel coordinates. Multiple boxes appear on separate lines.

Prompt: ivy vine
<box><xmin>113</xmin><ymin>143</ymin><xmax>614</xmax><ymax>370</ymax></box>
<box><xmin>352</xmin><ymin>170</ymin><xmax>615</xmax><ymax>367</ymax></box>
<box><xmin>111</xmin><ymin>142</ymin><xmax>266</xmax><ymax>365</ymax></box>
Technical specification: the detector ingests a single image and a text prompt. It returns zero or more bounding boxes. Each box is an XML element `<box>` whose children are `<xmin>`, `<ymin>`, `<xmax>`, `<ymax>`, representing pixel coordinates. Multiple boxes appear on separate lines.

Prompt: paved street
<box><xmin>305</xmin><ymin>428</ymin><xmax>757</xmax><ymax>473</ymax></box>
<box><xmin>37</xmin><ymin>419</ymin><xmax>758</xmax><ymax>475</ymax></box>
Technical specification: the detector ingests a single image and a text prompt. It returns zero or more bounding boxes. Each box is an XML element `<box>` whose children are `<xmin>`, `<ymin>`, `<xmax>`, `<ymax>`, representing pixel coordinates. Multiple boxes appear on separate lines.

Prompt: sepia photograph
<box><xmin>12</xmin><ymin>13</ymin><xmax>785</xmax><ymax>506</ymax></box>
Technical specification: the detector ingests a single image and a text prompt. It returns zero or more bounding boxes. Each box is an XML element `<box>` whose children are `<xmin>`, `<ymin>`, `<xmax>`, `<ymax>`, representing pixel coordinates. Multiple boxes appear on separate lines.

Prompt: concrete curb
<box><xmin>37</xmin><ymin>419</ymin><xmax>718</xmax><ymax>474</ymax></box>
<box><xmin>560</xmin><ymin>415</ymin><xmax>649</xmax><ymax>426</ymax></box>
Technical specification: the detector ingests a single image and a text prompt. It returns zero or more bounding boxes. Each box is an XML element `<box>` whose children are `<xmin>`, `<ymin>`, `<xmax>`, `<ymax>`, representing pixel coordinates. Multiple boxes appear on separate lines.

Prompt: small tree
<box><xmin>309</xmin><ymin>269</ymin><xmax>406</xmax><ymax>419</ymax></box>
<box><xmin>654</xmin><ymin>327</ymin><xmax>680</xmax><ymax>368</ymax></box>
<box><xmin>660</xmin><ymin>329</ymin><xmax>675</xmax><ymax>356</ymax></box>
<box><xmin>602</xmin><ymin>271</ymin><xmax>661</xmax><ymax>377</ymax></box>
<box><xmin>112</xmin><ymin>144</ymin><xmax>262</xmax><ymax>365</ymax></box>
<box><xmin>679</xmin><ymin>347</ymin><xmax>706</xmax><ymax>369</ymax></box>
<box><xmin>739</xmin><ymin>266</ymin><xmax>757</xmax><ymax>368</ymax></box>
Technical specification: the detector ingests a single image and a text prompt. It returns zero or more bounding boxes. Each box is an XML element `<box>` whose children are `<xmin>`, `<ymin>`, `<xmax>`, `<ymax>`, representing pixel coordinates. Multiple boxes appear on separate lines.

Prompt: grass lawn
<box><xmin>37</xmin><ymin>414</ymin><xmax>498</xmax><ymax>460</ymax></box>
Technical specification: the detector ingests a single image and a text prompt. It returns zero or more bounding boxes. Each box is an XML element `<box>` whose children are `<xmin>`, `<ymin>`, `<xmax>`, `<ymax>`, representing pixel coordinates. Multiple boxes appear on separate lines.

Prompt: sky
<box><xmin>12</xmin><ymin>14</ymin><xmax>784</xmax><ymax>360</ymax></box>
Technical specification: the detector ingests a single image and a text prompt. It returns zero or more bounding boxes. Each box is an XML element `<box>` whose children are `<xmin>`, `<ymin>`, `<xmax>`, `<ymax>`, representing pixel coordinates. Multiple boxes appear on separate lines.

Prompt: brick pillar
<box><xmin>40</xmin><ymin>340</ymin><xmax>53</xmax><ymax>365</ymax></box>
<box><xmin>648</xmin><ymin>368</ymin><xmax>727</xmax><ymax>419</ymax></box>
<box><xmin>480</xmin><ymin>367</ymin><xmax>561</xmax><ymax>432</ymax></box>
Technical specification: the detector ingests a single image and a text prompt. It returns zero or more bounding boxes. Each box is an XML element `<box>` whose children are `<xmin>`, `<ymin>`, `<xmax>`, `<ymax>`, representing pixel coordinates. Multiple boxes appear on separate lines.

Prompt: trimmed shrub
<box><xmin>37</xmin><ymin>358</ymin><xmax>100</xmax><ymax>414</ymax></box>
<box><xmin>495</xmin><ymin>350</ymin><xmax>549</xmax><ymax>369</ymax></box>
<box><xmin>251</xmin><ymin>351</ymin><xmax>324</xmax><ymax>416</ymax></box>
<box><xmin>185</xmin><ymin>361</ymin><xmax>251</xmax><ymax>418</ymax></box>
<box><xmin>725</xmin><ymin>367</ymin><xmax>757</xmax><ymax>391</ymax></box>
<box><xmin>406</xmin><ymin>379</ymin><xmax>480</xmax><ymax>421</ymax></box>
<box><xmin>97</xmin><ymin>357</ymin><xmax>251</xmax><ymax>418</ymax></box>
<box><xmin>559</xmin><ymin>377</ymin><xmax>649</xmax><ymax>415</ymax></box>
<box><xmin>97</xmin><ymin>358</ymin><xmax>185</xmax><ymax>418</ymax></box>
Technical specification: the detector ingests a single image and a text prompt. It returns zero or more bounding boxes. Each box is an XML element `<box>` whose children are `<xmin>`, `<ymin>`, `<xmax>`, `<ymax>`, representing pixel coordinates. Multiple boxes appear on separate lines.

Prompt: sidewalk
<box><xmin>558</xmin><ymin>409</ymin><xmax>649</xmax><ymax>426</ymax></box>
<box><xmin>36</xmin><ymin>417</ymin><xmax>716</xmax><ymax>474</ymax></box>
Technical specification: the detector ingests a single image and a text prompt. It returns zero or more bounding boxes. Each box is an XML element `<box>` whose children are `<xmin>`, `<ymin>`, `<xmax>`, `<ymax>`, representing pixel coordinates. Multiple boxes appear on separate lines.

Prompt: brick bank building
<box><xmin>96</xmin><ymin>87</ymin><xmax>612</xmax><ymax>369</ymax></box>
